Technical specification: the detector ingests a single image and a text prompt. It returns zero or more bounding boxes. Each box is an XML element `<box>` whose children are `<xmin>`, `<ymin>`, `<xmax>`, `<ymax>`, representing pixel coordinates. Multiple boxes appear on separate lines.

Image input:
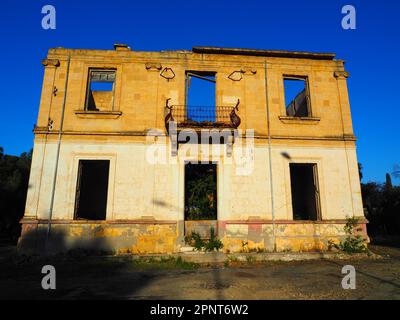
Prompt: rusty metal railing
<box><xmin>165</xmin><ymin>99</ymin><xmax>240</xmax><ymax>129</ymax></box>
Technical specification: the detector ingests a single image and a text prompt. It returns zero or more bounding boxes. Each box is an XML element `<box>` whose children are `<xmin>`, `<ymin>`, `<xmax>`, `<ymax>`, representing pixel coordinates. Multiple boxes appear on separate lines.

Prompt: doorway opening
<box><xmin>289</xmin><ymin>163</ymin><xmax>321</xmax><ymax>221</ymax></box>
<box><xmin>184</xmin><ymin>162</ymin><xmax>218</xmax><ymax>237</ymax></box>
<box><xmin>74</xmin><ymin>160</ymin><xmax>110</xmax><ymax>220</ymax></box>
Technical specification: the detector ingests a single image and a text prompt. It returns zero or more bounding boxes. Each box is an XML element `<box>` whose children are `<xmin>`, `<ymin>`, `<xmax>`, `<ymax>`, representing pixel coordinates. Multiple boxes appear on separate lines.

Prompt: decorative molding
<box><xmin>41</xmin><ymin>59</ymin><xmax>60</xmax><ymax>67</ymax></box>
<box><xmin>33</xmin><ymin>130</ymin><xmax>164</xmax><ymax>136</ymax></box>
<box><xmin>241</xmin><ymin>67</ymin><xmax>257</xmax><ymax>74</ymax></box>
<box><xmin>33</xmin><ymin>126</ymin><xmax>49</xmax><ymax>133</ymax></box>
<box><xmin>228</xmin><ymin>71</ymin><xmax>243</xmax><ymax>81</ymax></box>
<box><xmin>32</xmin><ymin>129</ymin><xmax>356</xmax><ymax>142</ymax></box>
<box><xmin>334</xmin><ymin>70</ymin><xmax>349</xmax><ymax>79</ymax></box>
<box><xmin>160</xmin><ymin>67</ymin><xmax>175</xmax><ymax>80</ymax></box>
<box><xmin>20</xmin><ymin>219</ymin><xmax>177</xmax><ymax>225</ymax></box>
<box><xmin>20</xmin><ymin>218</ymin><xmax>368</xmax><ymax>225</ymax></box>
<box><xmin>224</xmin><ymin>218</ymin><xmax>368</xmax><ymax>225</ymax></box>
<box><xmin>271</xmin><ymin>134</ymin><xmax>357</xmax><ymax>141</ymax></box>
<box><xmin>228</xmin><ymin>67</ymin><xmax>256</xmax><ymax>81</ymax></box>
<box><xmin>74</xmin><ymin>110</ymin><xmax>122</xmax><ymax>119</ymax></box>
<box><xmin>278</xmin><ymin>116</ymin><xmax>321</xmax><ymax>124</ymax></box>
<box><xmin>343</xmin><ymin>134</ymin><xmax>357</xmax><ymax>141</ymax></box>
<box><xmin>145</xmin><ymin>62</ymin><xmax>162</xmax><ymax>71</ymax></box>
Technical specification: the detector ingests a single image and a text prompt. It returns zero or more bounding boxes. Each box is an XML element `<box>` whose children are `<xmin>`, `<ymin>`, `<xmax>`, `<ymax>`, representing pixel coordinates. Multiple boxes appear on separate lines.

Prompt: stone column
<box><xmin>334</xmin><ymin>70</ymin><xmax>354</xmax><ymax>138</ymax></box>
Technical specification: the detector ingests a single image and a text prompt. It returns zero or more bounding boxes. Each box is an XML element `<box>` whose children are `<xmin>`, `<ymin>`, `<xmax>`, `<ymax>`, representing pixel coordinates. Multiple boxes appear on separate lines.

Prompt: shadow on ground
<box><xmin>1</xmin><ymin>240</ymin><xmax>400</xmax><ymax>300</ymax></box>
<box><xmin>1</xmin><ymin>228</ymin><xmax>158</xmax><ymax>299</ymax></box>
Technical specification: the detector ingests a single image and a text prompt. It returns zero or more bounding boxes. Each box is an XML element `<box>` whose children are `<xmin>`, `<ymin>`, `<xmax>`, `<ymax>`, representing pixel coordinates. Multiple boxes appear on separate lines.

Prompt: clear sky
<box><xmin>1</xmin><ymin>0</ymin><xmax>399</xmax><ymax>184</ymax></box>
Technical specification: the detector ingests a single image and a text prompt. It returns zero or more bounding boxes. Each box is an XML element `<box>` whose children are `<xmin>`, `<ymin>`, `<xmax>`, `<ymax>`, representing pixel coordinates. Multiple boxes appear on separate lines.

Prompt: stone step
<box><xmin>179</xmin><ymin>246</ymin><xmax>196</xmax><ymax>253</ymax></box>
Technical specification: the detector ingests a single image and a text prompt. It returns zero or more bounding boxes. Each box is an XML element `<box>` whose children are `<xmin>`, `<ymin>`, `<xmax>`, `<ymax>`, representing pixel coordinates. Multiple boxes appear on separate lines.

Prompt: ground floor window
<box><xmin>289</xmin><ymin>163</ymin><xmax>321</xmax><ymax>220</ymax></box>
<box><xmin>74</xmin><ymin>160</ymin><xmax>110</xmax><ymax>220</ymax></box>
<box><xmin>184</xmin><ymin>162</ymin><xmax>217</xmax><ymax>220</ymax></box>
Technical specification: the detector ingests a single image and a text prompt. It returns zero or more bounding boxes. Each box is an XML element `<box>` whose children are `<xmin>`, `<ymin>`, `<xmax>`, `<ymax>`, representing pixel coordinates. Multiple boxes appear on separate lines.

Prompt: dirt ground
<box><xmin>0</xmin><ymin>244</ymin><xmax>399</xmax><ymax>300</ymax></box>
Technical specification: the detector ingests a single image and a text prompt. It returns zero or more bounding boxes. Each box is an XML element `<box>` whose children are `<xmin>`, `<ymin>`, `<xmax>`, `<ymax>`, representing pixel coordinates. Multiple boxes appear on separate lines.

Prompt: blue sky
<box><xmin>1</xmin><ymin>0</ymin><xmax>399</xmax><ymax>184</ymax></box>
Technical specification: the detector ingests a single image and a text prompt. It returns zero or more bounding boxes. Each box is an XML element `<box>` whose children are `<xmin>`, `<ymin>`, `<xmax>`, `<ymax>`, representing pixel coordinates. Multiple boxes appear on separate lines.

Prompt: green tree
<box><xmin>358</xmin><ymin>162</ymin><xmax>363</xmax><ymax>181</ymax></box>
<box><xmin>0</xmin><ymin>147</ymin><xmax>32</xmax><ymax>241</ymax></box>
<box><xmin>185</xmin><ymin>164</ymin><xmax>217</xmax><ymax>220</ymax></box>
<box><xmin>385</xmin><ymin>173</ymin><xmax>393</xmax><ymax>189</ymax></box>
<box><xmin>360</xmin><ymin>165</ymin><xmax>400</xmax><ymax>237</ymax></box>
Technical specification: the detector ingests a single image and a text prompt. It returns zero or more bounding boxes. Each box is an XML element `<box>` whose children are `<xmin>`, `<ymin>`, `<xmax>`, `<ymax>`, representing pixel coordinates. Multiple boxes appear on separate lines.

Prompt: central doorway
<box><xmin>184</xmin><ymin>162</ymin><xmax>218</xmax><ymax>238</ymax></box>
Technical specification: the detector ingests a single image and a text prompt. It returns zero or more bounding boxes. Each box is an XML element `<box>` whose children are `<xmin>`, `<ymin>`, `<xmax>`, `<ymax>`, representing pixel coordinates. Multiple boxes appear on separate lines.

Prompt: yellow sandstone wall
<box><xmin>19</xmin><ymin>46</ymin><xmax>366</xmax><ymax>254</ymax></box>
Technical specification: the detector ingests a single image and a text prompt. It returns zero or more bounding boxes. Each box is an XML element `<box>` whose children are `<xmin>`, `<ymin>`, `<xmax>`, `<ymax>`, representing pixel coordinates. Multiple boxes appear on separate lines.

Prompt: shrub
<box><xmin>330</xmin><ymin>217</ymin><xmax>368</xmax><ymax>253</ymax></box>
<box><xmin>205</xmin><ymin>227</ymin><xmax>223</xmax><ymax>252</ymax></box>
<box><xmin>191</xmin><ymin>232</ymin><xmax>205</xmax><ymax>251</ymax></box>
<box><xmin>185</xmin><ymin>227</ymin><xmax>223</xmax><ymax>252</ymax></box>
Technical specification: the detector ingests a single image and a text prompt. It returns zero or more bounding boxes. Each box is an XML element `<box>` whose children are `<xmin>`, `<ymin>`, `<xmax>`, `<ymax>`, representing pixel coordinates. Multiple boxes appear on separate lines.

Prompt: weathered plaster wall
<box><xmin>220</xmin><ymin>221</ymin><xmax>367</xmax><ymax>253</ymax></box>
<box><xmin>24</xmin><ymin>140</ymin><xmax>361</xmax><ymax>222</ymax></box>
<box><xmin>18</xmin><ymin>220</ymin><xmax>367</xmax><ymax>254</ymax></box>
<box><xmin>19</xmin><ymin>222</ymin><xmax>180</xmax><ymax>254</ymax></box>
<box><xmin>20</xmin><ymin>138</ymin><xmax>366</xmax><ymax>254</ymax></box>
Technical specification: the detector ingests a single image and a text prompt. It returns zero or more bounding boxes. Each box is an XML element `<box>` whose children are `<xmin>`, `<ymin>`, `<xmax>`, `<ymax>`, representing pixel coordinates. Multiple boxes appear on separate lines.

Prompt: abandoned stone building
<box><xmin>18</xmin><ymin>44</ymin><xmax>367</xmax><ymax>254</ymax></box>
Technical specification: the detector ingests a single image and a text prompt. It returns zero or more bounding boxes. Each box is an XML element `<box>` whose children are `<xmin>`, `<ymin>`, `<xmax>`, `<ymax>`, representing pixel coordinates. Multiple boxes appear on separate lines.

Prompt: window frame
<box><xmin>282</xmin><ymin>75</ymin><xmax>312</xmax><ymax>118</ymax></box>
<box><xmin>85</xmin><ymin>68</ymin><xmax>117</xmax><ymax>111</ymax></box>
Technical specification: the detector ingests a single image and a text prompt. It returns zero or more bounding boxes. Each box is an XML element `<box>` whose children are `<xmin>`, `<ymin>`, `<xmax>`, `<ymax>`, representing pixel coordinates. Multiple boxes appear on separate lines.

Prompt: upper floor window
<box><xmin>85</xmin><ymin>69</ymin><xmax>116</xmax><ymax>111</ymax></box>
<box><xmin>185</xmin><ymin>71</ymin><xmax>216</xmax><ymax>122</ymax></box>
<box><xmin>283</xmin><ymin>76</ymin><xmax>310</xmax><ymax>117</ymax></box>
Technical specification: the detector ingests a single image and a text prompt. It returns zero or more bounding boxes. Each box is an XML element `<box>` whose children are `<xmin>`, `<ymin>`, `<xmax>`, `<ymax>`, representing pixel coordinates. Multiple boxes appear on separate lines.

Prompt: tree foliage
<box><xmin>185</xmin><ymin>164</ymin><xmax>217</xmax><ymax>220</ymax></box>
<box><xmin>0</xmin><ymin>147</ymin><xmax>32</xmax><ymax>240</ymax></box>
<box><xmin>360</xmin><ymin>166</ymin><xmax>400</xmax><ymax>236</ymax></box>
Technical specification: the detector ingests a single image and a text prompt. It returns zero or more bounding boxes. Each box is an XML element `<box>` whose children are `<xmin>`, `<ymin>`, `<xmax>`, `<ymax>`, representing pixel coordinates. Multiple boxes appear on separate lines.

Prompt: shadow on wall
<box><xmin>153</xmin><ymin>198</ymin><xmax>181</xmax><ymax>213</ymax></box>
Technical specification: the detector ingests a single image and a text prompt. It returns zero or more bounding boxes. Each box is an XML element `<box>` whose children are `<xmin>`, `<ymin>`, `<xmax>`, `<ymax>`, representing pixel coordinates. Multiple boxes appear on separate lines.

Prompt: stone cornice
<box><xmin>32</xmin><ymin>129</ymin><xmax>357</xmax><ymax>142</ymax></box>
<box><xmin>41</xmin><ymin>58</ymin><xmax>60</xmax><ymax>67</ymax></box>
<box><xmin>20</xmin><ymin>218</ymin><xmax>368</xmax><ymax>225</ymax></box>
<box><xmin>334</xmin><ymin>70</ymin><xmax>349</xmax><ymax>79</ymax></box>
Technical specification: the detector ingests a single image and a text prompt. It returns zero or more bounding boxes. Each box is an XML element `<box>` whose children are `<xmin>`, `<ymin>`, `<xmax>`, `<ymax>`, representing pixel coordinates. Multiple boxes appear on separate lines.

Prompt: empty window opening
<box><xmin>284</xmin><ymin>77</ymin><xmax>310</xmax><ymax>117</ymax></box>
<box><xmin>185</xmin><ymin>71</ymin><xmax>216</xmax><ymax>123</ymax></box>
<box><xmin>184</xmin><ymin>163</ymin><xmax>217</xmax><ymax>221</ymax></box>
<box><xmin>289</xmin><ymin>163</ymin><xmax>321</xmax><ymax>221</ymax></box>
<box><xmin>74</xmin><ymin>160</ymin><xmax>110</xmax><ymax>220</ymax></box>
<box><xmin>85</xmin><ymin>70</ymin><xmax>116</xmax><ymax>111</ymax></box>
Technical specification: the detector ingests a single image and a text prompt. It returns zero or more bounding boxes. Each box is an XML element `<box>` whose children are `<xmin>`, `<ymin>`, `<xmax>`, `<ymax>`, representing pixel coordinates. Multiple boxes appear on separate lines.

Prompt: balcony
<box><xmin>165</xmin><ymin>98</ymin><xmax>241</xmax><ymax>131</ymax></box>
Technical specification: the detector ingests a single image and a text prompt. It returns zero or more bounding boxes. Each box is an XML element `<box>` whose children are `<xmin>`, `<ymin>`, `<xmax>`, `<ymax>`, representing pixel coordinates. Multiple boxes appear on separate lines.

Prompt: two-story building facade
<box><xmin>18</xmin><ymin>45</ymin><xmax>367</xmax><ymax>254</ymax></box>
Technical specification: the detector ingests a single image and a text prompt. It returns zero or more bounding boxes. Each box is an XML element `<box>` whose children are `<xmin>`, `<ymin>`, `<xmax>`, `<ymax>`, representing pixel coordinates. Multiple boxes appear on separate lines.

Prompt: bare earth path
<box><xmin>0</xmin><ymin>245</ymin><xmax>399</xmax><ymax>300</ymax></box>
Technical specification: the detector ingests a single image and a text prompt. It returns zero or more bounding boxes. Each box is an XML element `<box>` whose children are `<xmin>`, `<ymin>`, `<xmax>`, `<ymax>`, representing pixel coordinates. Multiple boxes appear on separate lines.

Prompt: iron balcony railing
<box><xmin>165</xmin><ymin>99</ymin><xmax>241</xmax><ymax>130</ymax></box>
